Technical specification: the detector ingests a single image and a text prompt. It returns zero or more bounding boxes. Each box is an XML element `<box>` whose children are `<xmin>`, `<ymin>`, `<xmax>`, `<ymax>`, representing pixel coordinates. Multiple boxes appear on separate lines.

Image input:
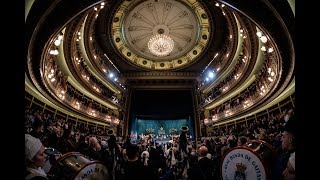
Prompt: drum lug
<box><xmin>75</xmin><ymin>163</ymin><xmax>81</xmax><ymax>168</ymax></box>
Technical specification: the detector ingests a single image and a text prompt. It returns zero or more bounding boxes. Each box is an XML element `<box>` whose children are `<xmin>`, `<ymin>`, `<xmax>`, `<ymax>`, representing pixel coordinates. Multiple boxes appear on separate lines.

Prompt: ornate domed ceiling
<box><xmin>25</xmin><ymin>0</ymin><xmax>295</xmax><ymax>126</ymax></box>
<box><xmin>111</xmin><ymin>0</ymin><xmax>209</xmax><ymax>70</ymax></box>
<box><xmin>94</xmin><ymin>0</ymin><xmax>230</xmax><ymax>73</ymax></box>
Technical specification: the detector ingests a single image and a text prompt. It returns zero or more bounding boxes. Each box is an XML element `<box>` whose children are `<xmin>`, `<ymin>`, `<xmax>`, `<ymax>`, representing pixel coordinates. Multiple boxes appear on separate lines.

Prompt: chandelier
<box><xmin>148</xmin><ymin>34</ymin><xmax>174</xmax><ymax>57</ymax></box>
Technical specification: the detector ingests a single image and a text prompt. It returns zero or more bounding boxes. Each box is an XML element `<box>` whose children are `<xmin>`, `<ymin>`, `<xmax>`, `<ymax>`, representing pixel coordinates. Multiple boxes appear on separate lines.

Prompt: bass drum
<box><xmin>221</xmin><ymin>139</ymin><xmax>276</xmax><ymax>180</ymax></box>
<box><xmin>48</xmin><ymin>152</ymin><xmax>110</xmax><ymax>180</ymax></box>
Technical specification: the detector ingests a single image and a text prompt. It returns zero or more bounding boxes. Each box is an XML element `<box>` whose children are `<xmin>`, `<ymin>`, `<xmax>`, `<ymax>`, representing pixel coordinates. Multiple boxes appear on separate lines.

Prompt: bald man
<box><xmin>198</xmin><ymin>146</ymin><xmax>208</xmax><ymax>160</ymax></box>
<box><xmin>86</xmin><ymin>136</ymin><xmax>102</xmax><ymax>161</ymax></box>
<box><xmin>197</xmin><ymin>145</ymin><xmax>214</xmax><ymax>179</ymax></box>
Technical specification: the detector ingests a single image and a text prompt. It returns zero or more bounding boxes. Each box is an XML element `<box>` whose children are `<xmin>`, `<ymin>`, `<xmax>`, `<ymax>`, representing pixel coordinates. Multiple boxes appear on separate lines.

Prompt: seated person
<box><xmin>25</xmin><ymin>134</ymin><xmax>49</xmax><ymax>180</ymax></box>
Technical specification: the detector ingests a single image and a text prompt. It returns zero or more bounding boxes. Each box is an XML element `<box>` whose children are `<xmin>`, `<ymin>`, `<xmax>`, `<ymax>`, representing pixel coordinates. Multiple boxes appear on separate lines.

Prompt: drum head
<box><xmin>221</xmin><ymin>147</ymin><xmax>267</xmax><ymax>180</ymax></box>
<box><xmin>48</xmin><ymin>152</ymin><xmax>110</xmax><ymax>180</ymax></box>
<box><xmin>73</xmin><ymin>162</ymin><xmax>109</xmax><ymax>180</ymax></box>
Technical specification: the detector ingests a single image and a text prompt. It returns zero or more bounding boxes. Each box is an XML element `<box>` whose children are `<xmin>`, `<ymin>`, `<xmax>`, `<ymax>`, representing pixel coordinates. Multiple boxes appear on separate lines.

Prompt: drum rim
<box><xmin>48</xmin><ymin>152</ymin><xmax>108</xmax><ymax>179</ymax></box>
<box><xmin>220</xmin><ymin>140</ymin><xmax>275</xmax><ymax>180</ymax></box>
<box><xmin>48</xmin><ymin>152</ymin><xmax>82</xmax><ymax>175</ymax></box>
<box><xmin>70</xmin><ymin>160</ymin><xmax>108</xmax><ymax>180</ymax></box>
<box><xmin>249</xmin><ymin>139</ymin><xmax>277</xmax><ymax>156</ymax></box>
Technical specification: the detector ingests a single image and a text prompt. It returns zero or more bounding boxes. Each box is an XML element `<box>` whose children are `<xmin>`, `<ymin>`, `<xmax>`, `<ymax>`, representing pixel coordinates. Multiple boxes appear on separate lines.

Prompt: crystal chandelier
<box><xmin>148</xmin><ymin>34</ymin><xmax>174</xmax><ymax>56</ymax></box>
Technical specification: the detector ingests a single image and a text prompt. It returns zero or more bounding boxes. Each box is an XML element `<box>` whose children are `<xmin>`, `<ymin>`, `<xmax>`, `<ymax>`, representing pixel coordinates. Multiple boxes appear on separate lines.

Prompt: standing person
<box><xmin>179</xmin><ymin>126</ymin><xmax>189</xmax><ymax>156</ymax></box>
<box><xmin>197</xmin><ymin>145</ymin><xmax>215</xmax><ymax>179</ymax></box>
<box><xmin>25</xmin><ymin>134</ymin><xmax>49</xmax><ymax>180</ymax></box>
<box><xmin>87</xmin><ymin>136</ymin><xmax>102</xmax><ymax>161</ymax></box>
<box><xmin>188</xmin><ymin>145</ymin><xmax>214</xmax><ymax>180</ymax></box>
<box><xmin>271</xmin><ymin>116</ymin><xmax>296</xmax><ymax>180</ymax></box>
<box><xmin>106</xmin><ymin>130</ymin><xmax>120</xmax><ymax>179</ymax></box>
<box><xmin>122</xmin><ymin>144</ymin><xmax>157</xmax><ymax>180</ymax></box>
<box><xmin>175</xmin><ymin>126</ymin><xmax>190</xmax><ymax>179</ymax></box>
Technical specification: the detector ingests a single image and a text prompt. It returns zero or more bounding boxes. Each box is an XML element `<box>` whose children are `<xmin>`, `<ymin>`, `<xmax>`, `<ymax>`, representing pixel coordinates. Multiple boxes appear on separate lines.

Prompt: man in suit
<box><xmin>197</xmin><ymin>145</ymin><xmax>214</xmax><ymax>180</ymax></box>
<box><xmin>122</xmin><ymin>144</ymin><xmax>157</xmax><ymax>180</ymax></box>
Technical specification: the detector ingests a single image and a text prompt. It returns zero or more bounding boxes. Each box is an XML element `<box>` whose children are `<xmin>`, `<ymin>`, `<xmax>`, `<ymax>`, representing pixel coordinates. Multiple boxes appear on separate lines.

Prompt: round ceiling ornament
<box><xmin>111</xmin><ymin>0</ymin><xmax>210</xmax><ymax>70</ymax></box>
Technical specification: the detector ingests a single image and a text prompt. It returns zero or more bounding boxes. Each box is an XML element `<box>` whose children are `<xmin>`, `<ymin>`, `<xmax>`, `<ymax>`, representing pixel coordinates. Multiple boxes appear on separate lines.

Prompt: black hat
<box><xmin>180</xmin><ymin>126</ymin><xmax>189</xmax><ymax>132</ymax></box>
<box><xmin>284</xmin><ymin>116</ymin><xmax>297</xmax><ymax>137</ymax></box>
<box><xmin>107</xmin><ymin>129</ymin><xmax>114</xmax><ymax>136</ymax></box>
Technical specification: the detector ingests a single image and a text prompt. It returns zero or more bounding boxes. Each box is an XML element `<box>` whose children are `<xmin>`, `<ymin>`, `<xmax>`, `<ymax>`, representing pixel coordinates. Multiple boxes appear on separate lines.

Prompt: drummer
<box><xmin>25</xmin><ymin>134</ymin><xmax>49</xmax><ymax>180</ymax></box>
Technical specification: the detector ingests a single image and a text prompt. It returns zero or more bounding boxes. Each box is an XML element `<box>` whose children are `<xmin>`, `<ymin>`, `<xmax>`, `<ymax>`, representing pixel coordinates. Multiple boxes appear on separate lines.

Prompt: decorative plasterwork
<box><xmin>111</xmin><ymin>0</ymin><xmax>210</xmax><ymax>70</ymax></box>
<box><xmin>123</xmin><ymin>71</ymin><xmax>199</xmax><ymax>79</ymax></box>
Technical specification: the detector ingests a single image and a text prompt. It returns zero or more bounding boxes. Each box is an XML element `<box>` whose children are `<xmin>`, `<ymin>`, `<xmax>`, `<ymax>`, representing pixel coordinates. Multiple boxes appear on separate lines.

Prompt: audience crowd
<box><xmin>25</xmin><ymin>104</ymin><xmax>295</xmax><ymax>180</ymax></box>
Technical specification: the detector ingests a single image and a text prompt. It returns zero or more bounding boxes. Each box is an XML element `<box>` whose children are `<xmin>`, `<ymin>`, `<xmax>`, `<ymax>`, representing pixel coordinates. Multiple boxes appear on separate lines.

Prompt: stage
<box><xmin>129</xmin><ymin>117</ymin><xmax>195</xmax><ymax>141</ymax></box>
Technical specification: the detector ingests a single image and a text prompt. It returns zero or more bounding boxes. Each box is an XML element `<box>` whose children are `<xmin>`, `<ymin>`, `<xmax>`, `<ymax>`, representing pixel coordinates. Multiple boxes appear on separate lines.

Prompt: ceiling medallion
<box><xmin>148</xmin><ymin>34</ymin><xmax>174</xmax><ymax>57</ymax></box>
<box><xmin>112</xmin><ymin>0</ymin><xmax>210</xmax><ymax>70</ymax></box>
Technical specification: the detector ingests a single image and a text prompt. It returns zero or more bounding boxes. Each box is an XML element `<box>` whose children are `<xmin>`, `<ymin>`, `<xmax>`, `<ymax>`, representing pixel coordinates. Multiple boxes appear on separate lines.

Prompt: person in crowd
<box><xmin>212</xmin><ymin>143</ymin><xmax>223</xmax><ymax>179</ymax></box>
<box><xmin>148</xmin><ymin>144</ymin><xmax>164</xmax><ymax>177</ymax></box>
<box><xmin>284</xmin><ymin>109</ymin><xmax>294</xmax><ymax>124</ymax></box>
<box><xmin>237</xmin><ymin>136</ymin><xmax>248</xmax><ymax>146</ymax></box>
<box><xmin>179</xmin><ymin>126</ymin><xmax>189</xmax><ymax>156</ymax></box>
<box><xmin>57</xmin><ymin>128</ymin><xmax>77</xmax><ymax>153</ymax></box>
<box><xmin>257</xmin><ymin>127</ymin><xmax>270</xmax><ymax>143</ymax></box>
<box><xmin>46</xmin><ymin>123</ymin><xmax>62</xmax><ymax>149</ymax></box>
<box><xmin>282</xmin><ymin>152</ymin><xmax>295</xmax><ymax>180</ymax></box>
<box><xmin>271</xmin><ymin>116</ymin><xmax>296</xmax><ymax>180</ymax></box>
<box><xmin>105</xmin><ymin>130</ymin><xmax>121</xmax><ymax>178</ymax></box>
<box><xmin>76</xmin><ymin>134</ymin><xmax>89</xmax><ymax>155</ymax></box>
<box><xmin>187</xmin><ymin>151</ymin><xmax>205</xmax><ymax>180</ymax></box>
<box><xmin>197</xmin><ymin>145</ymin><xmax>215</xmax><ymax>179</ymax></box>
<box><xmin>165</xmin><ymin>146</ymin><xmax>179</xmax><ymax>170</ymax></box>
<box><xmin>173</xmin><ymin>126</ymin><xmax>190</xmax><ymax>179</ymax></box>
<box><xmin>141</xmin><ymin>150</ymin><xmax>150</xmax><ymax>166</ymax></box>
<box><xmin>24</xmin><ymin>102</ymin><xmax>296</xmax><ymax>180</ymax></box>
<box><xmin>107</xmin><ymin>131</ymin><xmax>118</xmax><ymax>152</ymax></box>
<box><xmin>25</xmin><ymin>134</ymin><xmax>49</xmax><ymax>180</ymax></box>
<box><xmin>122</xmin><ymin>143</ymin><xmax>157</xmax><ymax>180</ymax></box>
<box><xmin>123</xmin><ymin>135</ymin><xmax>131</xmax><ymax>149</ymax></box>
<box><xmin>271</xmin><ymin>132</ymin><xmax>283</xmax><ymax>154</ymax></box>
<box><xmin>221</xmin><ymin>145</ymin><xmax>230</xmax><ymax>156</ymax></box>
<box><xmin>86</xmin><ymin>136</ymin><xmax>102</xmax><ymax>161</ymax></box>
<box><xmin>29</xmin><ymin>117</ymin><xmax>45</xmax><ymax>141</ymax></box>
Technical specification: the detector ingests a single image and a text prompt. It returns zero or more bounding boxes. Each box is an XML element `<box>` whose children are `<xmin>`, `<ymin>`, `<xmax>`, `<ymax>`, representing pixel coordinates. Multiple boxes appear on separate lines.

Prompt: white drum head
<box><xmin>73</xmin><ymin>162</ymin><xmax>110</xmax><ymax>180</ymax></box>
<box><xmin>221</xmin><ymin>148</ymin><xmax>267</xmax><ymax>180</ymax></box>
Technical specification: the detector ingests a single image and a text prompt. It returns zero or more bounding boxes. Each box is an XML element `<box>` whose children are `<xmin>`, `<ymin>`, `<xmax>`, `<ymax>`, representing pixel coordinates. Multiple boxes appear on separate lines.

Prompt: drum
<box><xmin>48</xmin><ymin>152</ymin><xmax>110</xmax><ymax>180</ymax></box>
<box><xmin>221</xmin><ymin>139</ymin><xmax>276</xmax><ymax>180</ymax></box>
<box><xmin>43</xmin><ymin>147</ymin><xmax>62</xmax><ymax>173</ymax></box>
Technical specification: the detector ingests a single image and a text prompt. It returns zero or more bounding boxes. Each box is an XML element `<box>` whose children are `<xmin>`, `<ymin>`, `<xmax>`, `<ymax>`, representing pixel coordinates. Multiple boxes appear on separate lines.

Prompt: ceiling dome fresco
<box><xmin>112</xmin><ymin>0</ymin><xmax>210</xmax><ymax>70</ymax></box>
